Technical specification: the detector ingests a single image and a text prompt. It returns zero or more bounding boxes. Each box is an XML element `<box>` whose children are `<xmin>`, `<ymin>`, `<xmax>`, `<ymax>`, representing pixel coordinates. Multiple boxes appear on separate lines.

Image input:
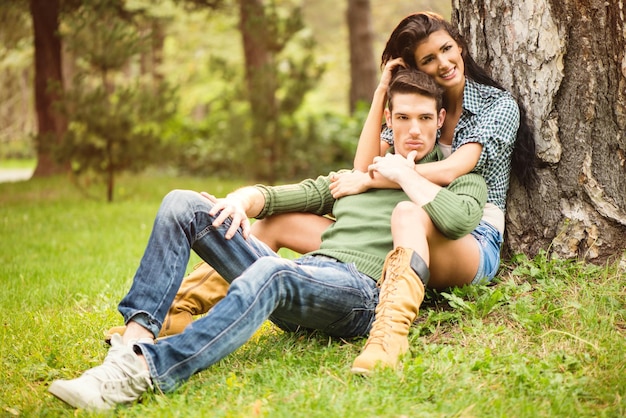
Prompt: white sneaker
<box><xmin>49</xmin><ymin>334</ymin><xmax>153</xmax><ymax>410</ymax></box>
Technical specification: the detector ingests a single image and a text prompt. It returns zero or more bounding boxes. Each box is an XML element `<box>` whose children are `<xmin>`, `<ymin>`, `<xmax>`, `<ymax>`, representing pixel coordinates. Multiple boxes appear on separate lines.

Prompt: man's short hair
<box><xmin>387</xmin><ymin>69</ymin><xmax>443</xmax><ymax>112</ymax></box>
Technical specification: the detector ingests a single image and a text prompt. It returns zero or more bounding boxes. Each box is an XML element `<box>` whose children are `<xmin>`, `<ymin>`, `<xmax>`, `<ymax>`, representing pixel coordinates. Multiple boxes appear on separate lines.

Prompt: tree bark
<box><xmin>30</xmin><ymin>0</ymin><xmax>67</xmax><ymax>176</ymax></box>
<box><xmin>346</xmin><ymin>0</ymin><xmax>377</xmax><ymax>114</ymax></box>
<box><xmin>238</xmin><ymin>0</ymin><xmax>278</xmax><ymax>182</ymax></box>
<box><xmin>453</xmin><ymin>0</ymin><xmax>626</xmax><ymax>264</ymax></box>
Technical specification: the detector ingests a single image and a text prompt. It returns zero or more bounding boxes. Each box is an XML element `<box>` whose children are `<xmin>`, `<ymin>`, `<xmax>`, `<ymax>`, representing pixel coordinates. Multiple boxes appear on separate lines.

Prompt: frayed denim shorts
<box><xmin>470</xmin><ymin>221</ymin><xmax>503</xmax><ymax>285</ymax></box>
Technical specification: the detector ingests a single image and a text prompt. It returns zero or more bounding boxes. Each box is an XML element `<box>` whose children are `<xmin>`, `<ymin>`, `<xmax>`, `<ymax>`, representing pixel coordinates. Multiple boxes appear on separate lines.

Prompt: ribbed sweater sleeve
<box><xmin>423</xmin><ymin>173</ymin><xmax>487</xmax><ymax>239</ymax></box>
<box><xmin>254</xmin><ymin>172</ymin><xmax>340</xmax><ymax>219</ymax></box>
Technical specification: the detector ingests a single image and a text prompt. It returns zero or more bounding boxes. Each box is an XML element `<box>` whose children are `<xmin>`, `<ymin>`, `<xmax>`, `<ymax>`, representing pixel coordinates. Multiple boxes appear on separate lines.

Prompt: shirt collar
<box><xmin>463</xmin><ymin>78</ymin><xmax>502</xmax><ymax>115</ymax></box>
<box><xmin>418</xmin><ymin>146</ymin><xmax>443</xmax><ymax>164</ymax></box>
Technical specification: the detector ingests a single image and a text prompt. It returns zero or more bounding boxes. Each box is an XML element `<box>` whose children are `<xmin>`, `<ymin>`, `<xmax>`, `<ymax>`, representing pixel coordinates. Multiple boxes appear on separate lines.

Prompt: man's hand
<box><xmin>368</xmin><ymin>151</ymin><xmax>417</xmax><ymax>184</ymax></box>
<box><xmin>200</xmin><ymin>191</ymin><xmax>251</xmax><ymax>240</ymax></box>
<box><xmin>329</xmin><ymin>171</ymin><xmax>371</xmax><ymax>198</ymax></box>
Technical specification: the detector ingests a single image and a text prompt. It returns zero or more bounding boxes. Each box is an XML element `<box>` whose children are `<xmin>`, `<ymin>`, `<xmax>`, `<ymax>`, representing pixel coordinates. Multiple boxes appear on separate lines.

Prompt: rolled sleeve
<box><xmin>255</xmin><ymin>173</ymin><xmax>339</xmax><ymax>219</ymax></box>
<box><xmin>423</xmin><ymin>173</ymin><xmax>487</xmax><ymax>239</ymax></box>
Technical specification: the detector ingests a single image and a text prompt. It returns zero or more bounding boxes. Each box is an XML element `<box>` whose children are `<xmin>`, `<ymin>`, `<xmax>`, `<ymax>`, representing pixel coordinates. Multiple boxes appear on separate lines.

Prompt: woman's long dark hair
<box><xmin>382</xmin><ymin>12</ymin><xmax>537</xmax><ymax>188</ymax></box>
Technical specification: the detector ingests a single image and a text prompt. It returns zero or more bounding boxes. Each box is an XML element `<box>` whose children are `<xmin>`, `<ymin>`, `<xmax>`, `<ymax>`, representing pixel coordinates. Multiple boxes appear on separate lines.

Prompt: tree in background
<box><xmin>454</xmin><ymin>0</ymin><xmax>625</xmax><ymax>263</ymax></box>
<box><xmin>346</xmin><ymin>0</ymin><xmax>377</xmax><ymax>114</ymax></box>
<box><xmin>29</xmin><ymin>0</ymin><xmax>68</xmax><ymax>176</ymax></box>
<box><xmin>237</xmin><ymin>0</ymin><xmax>324</xmax><ymax>183</ymax></box>
<box><xmin>0</xmin><ymin>1</ymin><xmax>35</xmax><ymax>160</ymax></box>
<box><xmin>58</xmin><ymin>0</ymin><xmax>177</xmax><ymax>201</ymax></box>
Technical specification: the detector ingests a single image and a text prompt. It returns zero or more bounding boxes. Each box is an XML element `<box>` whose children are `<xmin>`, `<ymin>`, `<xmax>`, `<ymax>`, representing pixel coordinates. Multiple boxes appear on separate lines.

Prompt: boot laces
<box><xmin>368</xmin><ymin>252</ymin><xmax>404</xmax><ymax>348</ymax></box>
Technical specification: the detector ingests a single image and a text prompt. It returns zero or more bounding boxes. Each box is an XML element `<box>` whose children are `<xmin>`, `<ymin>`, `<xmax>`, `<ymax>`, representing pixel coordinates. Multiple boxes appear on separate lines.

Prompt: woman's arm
<box><xmin>353</xmin><ymin>86</ymin><xmax>389</xmax><ymax>171</ymax></box>
<box><xmin>414</xmin><ymin>143</ymin><xmax>482</xmax><ymax>185</ymax></box>
<box><xmin>353</xmin><ymin>58</ymin><xmax>406</xmax><ymax>171</ymax></box>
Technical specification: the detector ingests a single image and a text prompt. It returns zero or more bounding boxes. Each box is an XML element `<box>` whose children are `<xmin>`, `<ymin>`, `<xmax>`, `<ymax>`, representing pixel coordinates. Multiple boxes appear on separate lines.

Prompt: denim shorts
<box><xmin>470</xmin><ymin>221</ymin><xmax>503</xmax><ymax>285</ymax></box>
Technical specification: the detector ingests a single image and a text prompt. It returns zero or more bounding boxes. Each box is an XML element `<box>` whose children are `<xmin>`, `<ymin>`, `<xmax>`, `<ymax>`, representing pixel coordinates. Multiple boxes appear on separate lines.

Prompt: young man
<box><xmin>49</xmin><ymin>69</ymin><xmax>487</xmax><ymax>410</ymax></box>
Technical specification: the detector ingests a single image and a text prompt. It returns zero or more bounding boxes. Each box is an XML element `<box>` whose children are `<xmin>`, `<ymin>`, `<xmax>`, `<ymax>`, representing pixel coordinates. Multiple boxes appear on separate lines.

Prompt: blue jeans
<box><xmin>470</xmin><ymin>221</ymin><xmax>503</xmax><ymax>284</ymax></box>
<box><xmin>119</xmin><ymin>190</ymin><xmax>378</xmax><ymax>392</ymax></box>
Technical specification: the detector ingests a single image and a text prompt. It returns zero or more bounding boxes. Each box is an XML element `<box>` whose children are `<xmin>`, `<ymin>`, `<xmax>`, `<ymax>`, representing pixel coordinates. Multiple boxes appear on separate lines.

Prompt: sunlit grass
<box><xmin>0</xmin><ymin>158</ymin><xmax>36</xmax><ymax>169</ymax></box>
<box><xmin>1</xmin><ymin>173</ymin><xmax>624</xmax><ymax>417</ymax></box>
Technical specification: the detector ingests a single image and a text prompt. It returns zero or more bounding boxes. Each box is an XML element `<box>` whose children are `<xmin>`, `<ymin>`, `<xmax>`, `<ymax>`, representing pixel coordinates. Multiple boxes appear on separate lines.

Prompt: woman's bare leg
<box><xmin>391</xmin><ymin>201</ymin><xmax>479</xmax><ymax>290</ymax></box>
<box><xmin>251</xmin><ymin>213</ymin><xmax>334</xmax><ymax>253</ymax></box>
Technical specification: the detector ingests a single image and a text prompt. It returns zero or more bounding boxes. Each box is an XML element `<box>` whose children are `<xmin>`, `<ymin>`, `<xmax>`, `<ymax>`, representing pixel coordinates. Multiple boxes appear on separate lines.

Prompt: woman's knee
<box><xmin>250</xmin><ymin>213</ymin><xmax>328</xmax><ymax>253</ymax></box>
<box><xmin>250</xmin><ymin>218</ymin><xmax>279</xmax><ymax>250</ymax></box>
<box><xmin>392</xmin><ymin>201</ymin><xmax>427</xmax><ymax>229</ymax></box>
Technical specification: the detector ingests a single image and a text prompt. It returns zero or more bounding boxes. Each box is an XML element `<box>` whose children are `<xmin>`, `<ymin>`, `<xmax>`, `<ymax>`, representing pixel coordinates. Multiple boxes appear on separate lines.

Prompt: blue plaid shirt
<box><xmin>380</xmin><ymin>78</ymin><xmax>519</xmax><ymax>211</ymax></box>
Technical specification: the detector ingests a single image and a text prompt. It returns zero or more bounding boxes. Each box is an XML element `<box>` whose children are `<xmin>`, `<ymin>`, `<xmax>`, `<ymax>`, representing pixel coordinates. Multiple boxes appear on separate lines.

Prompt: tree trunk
<box><xmin>238</xmin><ymin>0</ymin><xmax>279</xmax><ymax>183</ymax></box>
<box><xmin>346</xmin><ymin>0</ymin><xmax>377</xmax><ymax>114</ymax></box>
<box><xmin>453</xmin><ymin>0</ymin><xmax>626</xmax><ymax>264</ymax></box>
<box><xmin>30</xmin><ymin>0</ymin><xmax>67</xmax><ymax>177</ymax></box>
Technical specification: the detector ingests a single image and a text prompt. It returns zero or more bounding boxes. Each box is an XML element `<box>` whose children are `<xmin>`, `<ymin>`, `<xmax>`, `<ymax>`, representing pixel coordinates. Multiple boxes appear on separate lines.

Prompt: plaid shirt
<box><xmin>380</xmin><ymin>78</ymin><xmax>519</xmax><ymax>211</ymax></box>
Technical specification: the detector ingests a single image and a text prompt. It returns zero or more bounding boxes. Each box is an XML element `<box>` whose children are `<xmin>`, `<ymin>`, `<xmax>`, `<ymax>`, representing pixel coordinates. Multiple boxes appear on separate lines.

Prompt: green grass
<box><xmin>0</xmin><ymin>158</ymin><xmax>36</xmax><ymax>169</ymax></box>
<box><xmin>1</xmin><ymin>174</ymin><xmax>624</xmax><ymax>417</ymax></box>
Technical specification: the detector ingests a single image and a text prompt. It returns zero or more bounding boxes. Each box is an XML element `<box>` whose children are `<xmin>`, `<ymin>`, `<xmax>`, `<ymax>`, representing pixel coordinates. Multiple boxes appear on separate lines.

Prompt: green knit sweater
<box><xmin>255</xmin><ymin>148</ymin><xmax>487</xmax><ymax>281</ymax></box>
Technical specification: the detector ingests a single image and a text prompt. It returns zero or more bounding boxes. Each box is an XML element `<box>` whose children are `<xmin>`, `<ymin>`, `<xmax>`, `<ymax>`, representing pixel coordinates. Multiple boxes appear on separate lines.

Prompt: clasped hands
<box><xmin>330</xmin><ymin>151</ymin><xmax>418</xmax><ymax>198</ymax></box>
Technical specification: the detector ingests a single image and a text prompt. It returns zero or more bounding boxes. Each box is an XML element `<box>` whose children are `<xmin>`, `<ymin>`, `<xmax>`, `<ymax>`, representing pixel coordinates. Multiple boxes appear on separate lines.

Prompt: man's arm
<box><xmin>255</xmin><ymin>173</ymin><xmax>338</xmax><ymax>218</ymax></box>
<box><xmin>204</xmin><ymin>173</ymin><xmax>339</xmax><ymax>240</ymax></box>
<box><xmin>422</xmin><ymin>174</ymin><xmax>487</xmax><ymax>239</ymax></box>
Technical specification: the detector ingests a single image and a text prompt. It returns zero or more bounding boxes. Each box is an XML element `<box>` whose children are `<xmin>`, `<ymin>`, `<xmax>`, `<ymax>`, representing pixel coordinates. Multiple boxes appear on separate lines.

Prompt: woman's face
<box><xmin>413</xmin><ymin>30</ymin><xmax>465</xmax><ymax>90</ymax></box>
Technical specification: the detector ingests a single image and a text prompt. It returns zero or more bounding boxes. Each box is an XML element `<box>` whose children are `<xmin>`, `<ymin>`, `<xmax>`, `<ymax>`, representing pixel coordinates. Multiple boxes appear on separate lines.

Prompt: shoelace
<box><xmin>82</xmin><ymin>336</ymin><xmax>152</xmax><ymax>406</ymax></box>
<box><xmin>96</xmin><ymin>351</ymin><xmax>153</xmax><ymax>403</ymax></box>
<box><xmin>367</xmin><ymin>255</ymin><xmax>403</xmax><ymax>348</ymax></box>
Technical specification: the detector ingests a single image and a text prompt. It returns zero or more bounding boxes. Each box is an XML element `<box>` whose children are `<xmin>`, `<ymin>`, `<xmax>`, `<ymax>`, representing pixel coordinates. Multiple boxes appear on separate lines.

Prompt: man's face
<box><xmin>385</xmin><ymin>93</ymin><xmax>445</xmax><ymax>161</ymax></box>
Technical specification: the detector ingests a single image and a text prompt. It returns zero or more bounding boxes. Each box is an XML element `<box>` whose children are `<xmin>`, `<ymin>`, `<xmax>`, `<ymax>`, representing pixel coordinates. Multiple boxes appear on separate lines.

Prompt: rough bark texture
<box><xmin>346</xmin><ymin>0</ymin><xmax>377</xmax><ymax>114</ymax></box>
<box><xmin>238</xmin><ymin>0</ymin><xmax>280</xmax><ymax>183</ymax></box>
<box><xmin>238</xmin><ymin>0</ymin><xmax>276</xmax><ymax>121</ymax></box>
<box><xmin>453</xmin><ymin>0</ymin><xmax>626</xmax><ymax>264</ymax></box>
<box><xmin>30</xmin><ymin>0</ymin><xmax>67</xmax><ymax>176</ymax></box>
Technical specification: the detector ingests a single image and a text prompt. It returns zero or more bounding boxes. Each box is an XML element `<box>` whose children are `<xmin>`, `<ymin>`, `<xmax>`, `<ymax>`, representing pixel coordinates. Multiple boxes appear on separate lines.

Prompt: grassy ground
<box><xmin>0</xmin><ymin>174</ymin><xmax>624</xmax><ymax>417</ymax></box>
<box><xmin>0</xmin><ymin>158</ymin><xmax>36</xmax><ymax>169</ymax></box>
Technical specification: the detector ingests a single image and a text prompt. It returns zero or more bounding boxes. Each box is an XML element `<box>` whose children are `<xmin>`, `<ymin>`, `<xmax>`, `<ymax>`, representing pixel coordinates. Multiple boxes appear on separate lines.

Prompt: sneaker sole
<box><xmin>48</xmin><ymin>381</ymin><xmax>110</xmax><ymax>410</ymax></box>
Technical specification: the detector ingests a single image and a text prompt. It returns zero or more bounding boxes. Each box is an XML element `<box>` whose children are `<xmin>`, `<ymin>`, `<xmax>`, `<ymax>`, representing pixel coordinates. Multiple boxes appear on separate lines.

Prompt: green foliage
<box><xmin>0</xmin><ymin>0</ymin><xmax>35</xmax><ymax>150</ymax></box>
<box><xmin>59</xmin><ymin>81</ymin><xmax>178</xmax><ymax>193</ymax></box>
<box><xmin>170</xmin><ymin>4</ymin><xmax>364</xmax><ymax>182</ymax></box>
<box><xmin>1</xmin><ymin>175</ymin><xmax>624</xmax><ymax>417</ymax></box>
<box><xmin>65</xmin><ymin>0</ymin><xmax>147</xmax><ymax>74</ymax></box>
<box><xmin>56</xmin><ymin>0</ymin><xmax>179</xmax><ymax>201</ymax></box>
<box><xmin>173</xmin><ymin>103</ymin><xmax>364</xmax><ymax>182</ymax></box>
<box><xmin>244</xmin><ymin>1</ymin><xmax>326</xmax><ymax>183</ymax></box>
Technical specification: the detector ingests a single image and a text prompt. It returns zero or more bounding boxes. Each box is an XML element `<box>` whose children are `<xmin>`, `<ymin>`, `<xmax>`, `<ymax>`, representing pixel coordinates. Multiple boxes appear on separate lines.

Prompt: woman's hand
<box><xmin>201</xmin><ymin>191</ymin><xmax>251</xmax><ymax>240</ymax></box>
<box><xmin>329</xmin><ymin>171</ymin><xmax>372</xmax><ymax>198</ymax></box>
<box><xmin>378</xmin><ymin>57</ymin><xmax>407</xmax><ymax>91</ymax></box>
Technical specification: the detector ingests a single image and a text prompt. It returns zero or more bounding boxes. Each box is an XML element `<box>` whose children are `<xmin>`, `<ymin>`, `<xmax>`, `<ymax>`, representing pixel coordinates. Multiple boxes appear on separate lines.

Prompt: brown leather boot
<box><xmin>351</xmin><ymin>247</ymin><xmax>429</xmax><ymax>375</ymax></box>
<box><xmin>105</xmin><ymin>262</ymin><xmax>229</xmax><ymax>342</ymax></box>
